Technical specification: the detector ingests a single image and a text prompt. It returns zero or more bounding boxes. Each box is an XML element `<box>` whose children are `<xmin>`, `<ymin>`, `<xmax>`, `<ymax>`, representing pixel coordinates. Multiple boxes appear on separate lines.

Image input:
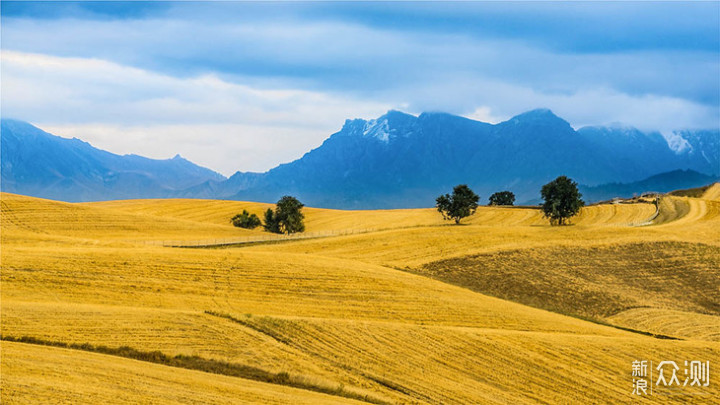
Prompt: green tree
<box><xmin>488</xmin><ymin>191</ymin><xmax>515</xmax><ymax>206</ymax></box>
<box><xmin>231</xmin><ymin>210</ymin><xmax>261</xmax><ymax>229</ymax></box>
<box><xmin>540</xmin><ymin>176</ymin><xmax>585</xmax><ymax>225</ymax></box>
<box><xmin>264</xmin><ymin>196</ymin><xmax>305</xmax><ymax>234</ymax></box>
<box><xmin>436</xmin><ymin>184</ymin><xmax>480</xmax><ymax>224</ymax></box>
<box><xmin>263</xmin><ymin>208</ymin><xmax>279</xmax><ymax>233</ymax></box>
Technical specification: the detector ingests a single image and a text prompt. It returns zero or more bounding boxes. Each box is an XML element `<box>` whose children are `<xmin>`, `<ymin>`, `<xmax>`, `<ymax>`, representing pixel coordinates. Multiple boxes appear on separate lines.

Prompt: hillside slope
<box><xmin>1</xmin><ymin>341</ymin><xmax>362</xmax><ymax>405</ymax></box>
<box><xmin>703</xmin><ymin>183</ymin><xmax>720</xmax><ymax>200</ymax></box>
<box><xmin>580</xmin><ymin>170</ymin><xmax>718</xmax><ymax>202</ymax></box>
<box><xmin>2</xmin><ymin>193</ymin><xmax>719</xmax><ymax>403</ymax></box>
<box><xmin>227</xmin><ymin>110</ymin><xmax>719</xmax><ymax>208</ymax></box>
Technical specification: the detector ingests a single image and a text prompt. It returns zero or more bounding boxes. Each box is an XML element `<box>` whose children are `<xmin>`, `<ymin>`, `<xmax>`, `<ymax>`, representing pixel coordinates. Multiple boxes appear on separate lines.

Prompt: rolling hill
<box><xmin>579</xmin><ymin>169</ymin><xmax>718</xmax><ymax>202</ymax></box>
<box><xmin>2</xmin><ymin>189</ymin><xmax>719</xmax><ymax>403</ymax></box>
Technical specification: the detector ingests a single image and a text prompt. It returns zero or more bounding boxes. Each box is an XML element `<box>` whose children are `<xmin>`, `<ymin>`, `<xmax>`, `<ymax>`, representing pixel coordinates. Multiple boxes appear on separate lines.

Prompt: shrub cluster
<box><xmin>231</xmin><ymin>210</ymin><xmax>261</xmax><ymax>229</ymax></box>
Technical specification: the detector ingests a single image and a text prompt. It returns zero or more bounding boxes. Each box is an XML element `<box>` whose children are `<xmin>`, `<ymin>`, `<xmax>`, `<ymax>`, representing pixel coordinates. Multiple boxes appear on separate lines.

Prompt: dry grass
<box><xmin>0</xmin><ymin>341</ymin><xmax>364</xmax><ymax>405</ymax></box>
<box><xmin>2</xmin><ymin>192</ymin><xmax>719</xmax><ymax>403</ymax></box>
<box><xmin>247</xmin><ymin>196</ymin><xmax>718</xmax><ymax>268</ymax></box>
<box><xmin>414</xmin><ymin>241</ymin><xmax>720</xmax><ymax>319</ymax></box>
<box><xmin>86</xmin><ymin>198</ymin><xmax>444</xmax><ymax>232</ymax></box>
<box><xmin>0</xmin><ymin>193</ymin><xmax>258</xmax><ymax>246</ymax></box>
<box><xmin>668</xmin><ymin>183</ymin><xmax>714</xmax><ymax>198</ymax></box>
<box><xmin>608</xmin><ymin>308</ymin><xmax>720</xmax><ymax>342</ymax></box>
<box><xmin>86</xmin><ymin>196</ymin><xmax>658</xmax><ymax>231</ymax></box>
<box><xmin>0</xmin><ymin>301</ymin><xmax>352</xmax><ymax>383</ymax></box>
<box><xmin>702</xmin><ymin>183</ymin><xmax>720</xmax><ymax>200</ymax></box>
<box><xmin>203</xmin><ymin>313</ymin><xmax>720</xmax><ymax>404</ymax></box>
<box><xmin>2</xmin><ymin>245</ymin><xmax>619</xmax><ymax>333</ymax></box>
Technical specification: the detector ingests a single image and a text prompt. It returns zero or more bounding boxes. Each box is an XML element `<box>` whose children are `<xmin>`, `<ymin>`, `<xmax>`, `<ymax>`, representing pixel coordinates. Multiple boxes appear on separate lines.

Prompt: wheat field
<box><xmin>2</xmin><ymin>188</ymin><xmax>719</xmax><ymax>403</ymax></box>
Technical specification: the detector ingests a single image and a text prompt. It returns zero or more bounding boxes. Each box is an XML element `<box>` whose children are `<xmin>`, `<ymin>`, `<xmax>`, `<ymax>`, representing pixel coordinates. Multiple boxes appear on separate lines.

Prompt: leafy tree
<box><xmin>275</xmin><ymin>196</ymin><xmax>305</xmax><ymax>234</ymax></box>
<box><xmin>436</xmin><ymin>184</ymin><xmax>480</xmax><ymax>224</ymax></box>
<box><xmin>488</xmin><ymin>191</ymin><xmax>515</xmax><ymax>206</ymax></box>
<box><xmin>231</xmin><ymin>210</ymin><xmax>261</xmax><ymax>229</ymax></box>
<box><xmin>264</xmin><ymin>196</ymin><xmax>305</xmax><ymax>234</ymax></box>
<box><xmin>540</xmin><ymin>176</ymin><xmax>585</xmax><ymax>225</ymax></box>
<box><xmin>263</xmin><ymin>208</ymin><xmax>279</xmax><ymax>233</ymax></box>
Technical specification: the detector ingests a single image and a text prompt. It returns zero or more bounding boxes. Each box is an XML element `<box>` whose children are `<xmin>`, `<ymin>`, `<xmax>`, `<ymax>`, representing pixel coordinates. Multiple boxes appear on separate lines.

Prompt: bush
<box><xmin>231</xmin><ymin>210</ymin><xmax>262</xmax><ymax>229</ymax></box>
<box><xmin>488</xmin><ymin>191</ymin><xmax>515</xmax><ymax>206</ymax></box>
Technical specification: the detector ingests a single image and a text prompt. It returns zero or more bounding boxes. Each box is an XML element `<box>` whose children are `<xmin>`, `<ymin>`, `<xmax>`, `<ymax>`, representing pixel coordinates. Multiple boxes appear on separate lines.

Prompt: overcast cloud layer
<box><xmin>1</xmin><ymin>2</ymin><xmax>718</xmax><ymax>175</ymax></box>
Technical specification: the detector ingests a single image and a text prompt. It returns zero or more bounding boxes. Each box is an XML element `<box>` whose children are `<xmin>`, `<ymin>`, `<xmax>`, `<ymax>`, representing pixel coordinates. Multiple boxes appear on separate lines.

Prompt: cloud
<box><xmin>1</xmin><ymin>3</ymin><xmax>718</xmax><ymax>175</ymax></box>
<box><xmin>4</xmin><ymin>2</ymin><xmax>718</xmax><ymax>53</ymax></box>
<box><xmin>2</xmin><ymin>6</ymin><xmax>718</xmax><ymax>106</ymax></box>
<box><xmin>3</xmin><ymin>48</ymin><xmax>717</xmax><ymax>176</ymax></box>
<box><xmin>402</xmin><ymin>79</ymin><xmax>718</xmax><ymax>133</ymax></box>
<box><xmin>37</xmin><ymin>123</ymin><xmax>336</xmax><ymax>177</ymax></box>
<box><xmin>1</xmin><ymin>50</ymin><xmax>392</xmax><ymax>175</ymax></box>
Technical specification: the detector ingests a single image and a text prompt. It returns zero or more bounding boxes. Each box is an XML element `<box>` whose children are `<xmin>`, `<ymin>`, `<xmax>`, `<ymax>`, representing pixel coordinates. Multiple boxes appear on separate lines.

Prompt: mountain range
<box><xmin>0</xmin><ymin>119</ymin><xmax>224</xmax><ymax>202</ymax></box>
<box><xmin>2</xmin><ymin>110</ymin><xmax>718</xmax><ymax>207</ymax></box>
<box><xmin>578</xmin><ymin>169</ymin><xmax>718</xmax><ymax>203</ymax></box>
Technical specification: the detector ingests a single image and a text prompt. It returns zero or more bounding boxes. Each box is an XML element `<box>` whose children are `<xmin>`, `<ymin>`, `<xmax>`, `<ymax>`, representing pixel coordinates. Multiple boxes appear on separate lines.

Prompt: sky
<box><xmin>2</xmin><ymin>1</ymin><xmax>719</xmax><ymax>176</ymax></box>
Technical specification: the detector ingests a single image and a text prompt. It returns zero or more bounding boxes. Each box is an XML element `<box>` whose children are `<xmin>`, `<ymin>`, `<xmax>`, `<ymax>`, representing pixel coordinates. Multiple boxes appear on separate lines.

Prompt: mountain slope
<box><xmin>3</xmin><ymin>111</ymin><xmax>718</xmax><ymax>207</ymax></box>
<box><xmin>1</xmin><ymin>119</ymin><xmax>225</xmax><ymax>202</ymax></box>
<box><xmin>580</xmin><ymin>169</ymin><xmax>719</xmax><ymax>202</ymax></box>
<box><xmin>227</xmin><ymin>109</ymin><xmax>719</xmax><ymax>208</ymax></box>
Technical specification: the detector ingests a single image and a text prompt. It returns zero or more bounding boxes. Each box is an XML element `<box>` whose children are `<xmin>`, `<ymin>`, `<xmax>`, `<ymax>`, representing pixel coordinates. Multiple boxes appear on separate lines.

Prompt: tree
<box><xmin>540</xmin><ymin>176</ymin><xmax>585</xmax><ymax>225</ymax></box>
<box><xmin>275</xmin><ymin>196</ymin><xmax>305</xmax><ymax>234</ymax></box>
<box><xmin>488</xmin><ymin>191</ymin><xmax>515</xmax><ymax>206</ymax></box>
<box><xmin>231</xmin><ymin>210</ymin><xmax>261</xmax><ymax>229</ymax></box>
<box><xmin>264</xmin><ymin>196</ymin><xmax>305</xmax><ymax>234</ymax></box>
<box><xmin>436</xmin><ymin>184</ymin><xmax>480</xmax><ymax>224</ymax></box>
<box><xmin>263</xmin><ymin>208</ymin><xmax>279</xmax><ymax>233</ymax></box>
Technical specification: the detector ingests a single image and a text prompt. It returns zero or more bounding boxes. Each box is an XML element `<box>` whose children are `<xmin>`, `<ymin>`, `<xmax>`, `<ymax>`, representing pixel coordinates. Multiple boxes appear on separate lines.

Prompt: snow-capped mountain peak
<box><xmin>662</xmin><ymin>131</ymin><xmax>693</xmax><ymax>154</ymax></box>
<box><xmin>363</xmin><ymin>118</ymin><xmax>391</xmax><ymax>142</ymax></box>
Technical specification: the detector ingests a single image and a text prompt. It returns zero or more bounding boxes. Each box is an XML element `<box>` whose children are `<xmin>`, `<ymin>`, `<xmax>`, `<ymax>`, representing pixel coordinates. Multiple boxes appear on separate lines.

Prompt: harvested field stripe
<box><xmin>0</xmin><ymin>335</ymin><xmax>388</xmax><ymax>405</ymax></box>
<box><xmin>702</xmin><ymin>183</ymin><xmax>720</xmax><ymax>200</ymax></box>
<box><xmin>205</xmin><ymin>311</ymin><xmax>433</xmax><ymax>403</ymax></box>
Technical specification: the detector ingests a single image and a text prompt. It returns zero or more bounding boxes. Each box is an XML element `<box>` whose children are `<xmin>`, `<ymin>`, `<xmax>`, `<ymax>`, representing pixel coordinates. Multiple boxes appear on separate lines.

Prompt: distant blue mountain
<box><xmin>1</xmin><ymin>119</ymin><xmax>225</xmax><ymax>201</ymax></box>
<box><xmin>222</xmin><ymin>109</ymin><xmax>719</xmax><ymax>207</ymax></box>
<box><xmin>579</xmin><ymin>169</ymin><xmax>719</xmax><ymax>203</ymax></box>
<box><xmin>2</xmin><ymin>111</ymin><xmax>718</xmax><ymax>207</ymax></box>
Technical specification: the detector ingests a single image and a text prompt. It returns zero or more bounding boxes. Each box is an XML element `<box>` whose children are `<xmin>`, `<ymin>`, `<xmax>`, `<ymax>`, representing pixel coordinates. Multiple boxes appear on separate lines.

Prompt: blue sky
<box><xmin>2</xmin><ymin>1</ymin><xmax>719</xmax><ymax>175</ymax></box>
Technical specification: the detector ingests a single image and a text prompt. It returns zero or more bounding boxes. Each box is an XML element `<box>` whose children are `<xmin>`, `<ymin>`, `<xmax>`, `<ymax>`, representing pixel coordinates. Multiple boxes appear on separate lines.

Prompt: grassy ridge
<box><xmin>608</xmin><ymin>308</ymin><xmax>720</xmax><ymax>342</ymax></box>
<box><xmin>414</xmin><ymin>241</ymin><xmax>720</xmax><ymax>319</ymax></box>
<box><xmin>199</xmin><ymin>311</ymin><xmax>720</xmax><ymax>404</ymax></box>
<box><xmin>0</xmin><ymin>193</ymin><xmax>257</xmax><ymax>245</ymax></box>
<box><xmin>1</xmin><ymin>336</ymin><xmax>386</xmax><ymax>404</ymax></box>
<box><xmin>703</xmin><ymin>183</ymin><xmax>720</xmax><ymax>200</ymax></box>
<box><xmin>1</xmin><ymin>341</ymin><xmax>364</xmax><ymax>405</ymax></box>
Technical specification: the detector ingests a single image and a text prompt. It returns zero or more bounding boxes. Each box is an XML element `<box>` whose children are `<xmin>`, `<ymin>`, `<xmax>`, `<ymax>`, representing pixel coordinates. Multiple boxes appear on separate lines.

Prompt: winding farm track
<box><xmin>652</xmin><ymin>195</ymin><xmax>720</xmax><ymax>226</ymax></box>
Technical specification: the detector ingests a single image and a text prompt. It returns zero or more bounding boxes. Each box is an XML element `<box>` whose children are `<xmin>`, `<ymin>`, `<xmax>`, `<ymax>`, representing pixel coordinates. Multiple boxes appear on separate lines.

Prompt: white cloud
<box><xmin>1</xmin><ymin>46</ymin><xmax>717</xmax><ymax>176</ymax></box>
<box><xmin>1</xmin><ymin>50</ymin><xmax>392</xmax><ymax>174</ymax></box>
<box><xmin>465</xmin><ymin>106</ymin><xmax>506</xmax><ymax>124</ymax></box>
<box><xmin>37</xmin><ymin>123</ymin><xmax>333</xmax><ymax>176</ymax></box>
<box><xmin>412</xmin><ymin>79</ymin><xmax>717</xmax><ymax>133</ymax></box>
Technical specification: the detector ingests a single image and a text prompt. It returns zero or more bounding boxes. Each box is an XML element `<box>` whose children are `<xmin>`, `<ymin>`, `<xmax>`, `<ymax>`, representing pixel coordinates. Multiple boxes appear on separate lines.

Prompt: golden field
<box><xmin>1</xmin><ymin>187</ymin><xmax>719</xmax><ymax>404</ymax></box>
